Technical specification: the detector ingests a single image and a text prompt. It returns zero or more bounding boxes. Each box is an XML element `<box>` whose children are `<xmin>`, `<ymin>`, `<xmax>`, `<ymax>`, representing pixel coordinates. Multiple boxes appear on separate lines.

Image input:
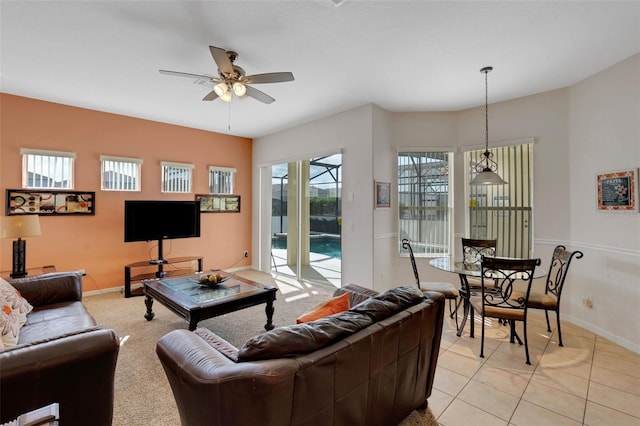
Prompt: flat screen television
<box><xmin>124</xmin><ymin>200</ymin><xmax>201</xmax><ymax>243</ymax></box>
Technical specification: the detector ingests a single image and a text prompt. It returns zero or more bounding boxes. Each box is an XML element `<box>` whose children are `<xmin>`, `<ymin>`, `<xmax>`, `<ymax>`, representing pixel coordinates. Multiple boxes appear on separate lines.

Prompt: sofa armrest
<box><xmin>157</xmin><ymin>329</ymin><xmax>299</xmax><ymax>426</ymax></box>
<box><xmin>0</xmin><ymin>326</ymin><xmax>120</xmax><ymax>426</ymax></box>
<box><xmin>9</xmin><ymin>271</ymin><xmax>83</xmax><ymax>307</ymax></box>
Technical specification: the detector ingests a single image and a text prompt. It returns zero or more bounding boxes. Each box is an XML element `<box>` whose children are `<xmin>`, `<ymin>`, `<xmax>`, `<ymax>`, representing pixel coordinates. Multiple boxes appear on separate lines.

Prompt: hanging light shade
<box><xmin>232</xmin><ymin>82</ymin><xmax>247</xmax><ymax>97</ymax></box>
<box><xmin>219</xmin><ymin>90</ymin><xmax>232</xmax><ymax>102</ymax></box>
<box><xmin>213</xmin><ymin>82</ymin><xmax>229</xmax><ymax>98</ymax></box>
<box><xmin>470</xmin><ymin>66</ymin><xmax>507</xmax><ymax>185</ymax></box>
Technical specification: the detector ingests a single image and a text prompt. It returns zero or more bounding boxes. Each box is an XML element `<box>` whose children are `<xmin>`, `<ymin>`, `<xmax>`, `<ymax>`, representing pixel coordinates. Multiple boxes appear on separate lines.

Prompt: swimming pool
<box><xmin>272</xmin><ymin>235</ymin><xmax>342</xmax><ymax>259</ymax></box>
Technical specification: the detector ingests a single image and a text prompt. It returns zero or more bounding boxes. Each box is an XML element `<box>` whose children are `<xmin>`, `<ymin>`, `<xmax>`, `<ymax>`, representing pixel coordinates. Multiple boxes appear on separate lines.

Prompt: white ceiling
<box><xmin>1</xmin><ymin>1</ymin><xmax>639</xmax><ymax>138</ymax></box>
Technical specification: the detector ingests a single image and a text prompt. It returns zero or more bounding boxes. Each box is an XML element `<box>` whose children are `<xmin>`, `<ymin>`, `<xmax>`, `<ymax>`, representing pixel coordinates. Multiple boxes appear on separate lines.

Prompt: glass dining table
<box><xmin>429</xmin><ymin>256</ymin><xmax>547</xmax><ymax>337</ymax></box>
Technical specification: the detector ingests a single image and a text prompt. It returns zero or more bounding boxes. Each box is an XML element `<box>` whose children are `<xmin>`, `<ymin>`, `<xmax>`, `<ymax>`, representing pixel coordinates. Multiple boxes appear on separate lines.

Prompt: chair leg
<box><xmin>523</xmin><ymin>320</ymin><xmax>531</xmax><ymax>365</ymax></box>
<box><xmin>450</xmin><ymin>296</ymin><xmax>463</xmax><ymax>319</ymax></box>
<box><xmin>479</xmin><ymin>313</ymin><xmax>485</xmax><ymax>358</ymax></box>
<box><xmin>556</xmin><ymin>310</ymin><xmax>564</xmax><ymax>347</ymax></box>
<box><xmin>544</xmin><ymin>310</ymin><xmax>551</xmax><ymax>332</ymax></box>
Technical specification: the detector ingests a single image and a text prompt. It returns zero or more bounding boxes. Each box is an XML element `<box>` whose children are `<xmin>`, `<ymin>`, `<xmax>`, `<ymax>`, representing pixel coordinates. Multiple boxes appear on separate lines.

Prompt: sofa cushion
<box><xmin>17</xmin><ymin>301</ymin><xmax>97</xmax><ymax>346</ymax></box>
<box><xmin>296</xmin><ymin>292</ymin><xmax>350</xmax><ymax>324</ymax></box>
<box><xmin>238</xmin><ymin>310</ymin><xmax>373</xmax><ymax>361</ymax></box>
<box><xmin>350</xmin><ymin>285</ymin><xmax>425</xmax><ymax>321</ymax></box>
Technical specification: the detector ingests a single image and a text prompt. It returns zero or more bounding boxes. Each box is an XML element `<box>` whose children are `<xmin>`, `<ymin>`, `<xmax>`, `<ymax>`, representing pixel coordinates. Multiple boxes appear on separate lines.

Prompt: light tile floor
<box><xmin>431</xmin><ymin>308</ymin><xmax>640</xmax><ymax>425</ymax></box>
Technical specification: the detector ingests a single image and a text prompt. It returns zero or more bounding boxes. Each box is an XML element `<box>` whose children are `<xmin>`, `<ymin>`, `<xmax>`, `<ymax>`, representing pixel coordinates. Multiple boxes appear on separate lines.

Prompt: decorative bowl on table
<box><xmin>191</xmin><ymin>270</ymin><xmax>234</xmax><ymax>286</ymax></box>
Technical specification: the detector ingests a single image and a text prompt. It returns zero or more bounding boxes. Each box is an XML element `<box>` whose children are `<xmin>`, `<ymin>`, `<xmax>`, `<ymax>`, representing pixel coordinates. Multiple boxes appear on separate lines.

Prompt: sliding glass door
<box><xmin>270</xmin><ymin>154</ymin><xmax>342</xmax><ymax>286</ymax></box>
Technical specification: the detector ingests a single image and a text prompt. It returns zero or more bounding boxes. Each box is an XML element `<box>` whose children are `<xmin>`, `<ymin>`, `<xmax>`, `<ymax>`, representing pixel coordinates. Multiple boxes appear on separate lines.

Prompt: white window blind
<box><xmin>161</xmin><ymin>161</ymin><xmax>194</xmax><ymax>193</ymax></box>
<box><xmin>100</xmin><ymin>155</ymin><xmax>142</xmax><ymax>191</ymax></box>
<box><xmin>208</xmin><ymin>166</ymin><xmax>236</xmax><ymax>194</ymax></box>
<box><xmin>466</xmin><ymin>143</ymin><xmax>533</xmax><ymax>258</ymax></box>
<box><xmin>398</xmin><ymin>151</ymin><xmax>453</xmax><ymax>256</ymax></box>
<box><xmin>21</xmin><ymin>148</ymin><xmax>76</xmax><ymax>189</ymax></box>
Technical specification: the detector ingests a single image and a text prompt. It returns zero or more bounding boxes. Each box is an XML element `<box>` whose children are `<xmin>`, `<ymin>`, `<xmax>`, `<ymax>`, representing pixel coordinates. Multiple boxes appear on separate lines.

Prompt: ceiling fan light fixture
<box><xmin>233</xmin><ymin>82</ymin><xmax>247</xmax><ymax>97</ymax></box>
<box><xmin>219</xmin><ymin>91</ymin><xmax>232</xmax><ymax>102</ymax></box>
<box><xmin>213</xmin><ymin>82</ymin><xmax>228</xmax><ymax>98</ymax></box>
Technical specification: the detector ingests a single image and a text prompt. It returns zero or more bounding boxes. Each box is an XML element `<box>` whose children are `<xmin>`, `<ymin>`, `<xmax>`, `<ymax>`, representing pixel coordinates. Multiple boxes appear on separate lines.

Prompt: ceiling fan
<box><xmin>159</xmin><ymin>46</ymin><xmax>294</xmax><ymax>104</ymax></box>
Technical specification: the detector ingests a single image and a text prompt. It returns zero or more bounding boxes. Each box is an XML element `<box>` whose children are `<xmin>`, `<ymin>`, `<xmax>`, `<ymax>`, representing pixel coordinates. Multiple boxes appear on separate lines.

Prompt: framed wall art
<box><xmin>596</xmin><ymin>169</ymin><xmax>638</xmax><ymax>213</ymax></box>
<box><xmin>6</xmin><ymin>189</ymin><xmax>95</xmax><ymax>215</ymax></box>
<box><xmin>375</xmin><ymin>181</ymin><xmax>391</xmax><ymax>208</ymax></box>
<box><xmin>195</xmin><ymin>194</ymin><xmax>241</xmax><ymax>213</ymax></box>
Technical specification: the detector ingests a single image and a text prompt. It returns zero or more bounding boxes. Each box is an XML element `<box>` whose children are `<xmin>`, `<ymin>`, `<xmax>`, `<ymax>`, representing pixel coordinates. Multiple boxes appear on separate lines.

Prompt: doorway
<box><xmin>270</xmin><ymin>154</ymin><xmax>342</xmax><ymax>286</ymax></box>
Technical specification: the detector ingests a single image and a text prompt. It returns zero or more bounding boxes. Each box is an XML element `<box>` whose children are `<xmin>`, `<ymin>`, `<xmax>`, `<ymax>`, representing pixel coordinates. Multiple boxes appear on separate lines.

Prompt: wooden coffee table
<box><xmin>143</xmin><ymin>274</ymin><xmax>277</xmax><ymax>331</ymax></box>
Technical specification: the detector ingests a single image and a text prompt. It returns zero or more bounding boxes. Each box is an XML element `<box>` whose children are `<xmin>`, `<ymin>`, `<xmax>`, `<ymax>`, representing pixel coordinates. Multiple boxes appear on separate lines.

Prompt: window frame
<box><xmin>208</xmin><ymin>165</ymin><xmax>236</xmax><ymax>194</ymax></box>
<box><xmin>100</xmin><ymin>155</ymin><xmax>143</xmax><ymax>192</ymax></box>
<box><xmin>397</xmin><ymin>150</ymin><xmax>454</xmax><ymax>257</ymax></box>
<box><xmin>21</xmin><ymin>148</ymin><xmax>76</xmax><ymax>189</ymax></box>
<box><xmin>161</xmin><ymin>161</ymin><xmax>194</xmax><ymax>193</ymax></box>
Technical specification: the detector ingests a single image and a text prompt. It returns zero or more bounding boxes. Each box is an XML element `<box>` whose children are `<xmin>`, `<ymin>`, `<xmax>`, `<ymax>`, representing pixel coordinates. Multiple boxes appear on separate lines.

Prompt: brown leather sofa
<box><xmin>1</xmin><ymin>272</ymin><xmax>120</xmax><ymax>426</ymax></box>
<box><xmin>156</xmin><ymin>284</ymin><xmax>445</xmax><ymax>426</ymax></box>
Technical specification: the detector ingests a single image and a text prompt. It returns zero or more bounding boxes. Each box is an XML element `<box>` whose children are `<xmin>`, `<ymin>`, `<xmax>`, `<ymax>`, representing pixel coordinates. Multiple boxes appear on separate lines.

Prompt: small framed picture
<box><xmin>375</xmin><ymin>181</ymin><xmax>391</xmax><ymax>208</ymax></box>
<box><xmin>596</xmin><ymin>169</ymin><xmax>638</xmax><ymax>213</ymax></box>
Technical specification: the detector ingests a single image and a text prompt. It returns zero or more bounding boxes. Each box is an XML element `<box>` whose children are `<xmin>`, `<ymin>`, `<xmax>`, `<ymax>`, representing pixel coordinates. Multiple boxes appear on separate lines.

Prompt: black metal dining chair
<box><xmin>402</xmin><ymin>239</ymin><xmax>458</xmax><ymax>315</ymax></box>
<box><xmin>514</xmin><ymin>245</ymin><xmax>583</xmax><ymax>347</ymax></box>
<box><xmin>469</xmin><ymin>256</ymin><xmax>541</xmax><ymax>365</ymax></box>
<box><xmin>452</xmin><ymin>238</ymin><xmax>498</xmax><ymax>320</ymax></box>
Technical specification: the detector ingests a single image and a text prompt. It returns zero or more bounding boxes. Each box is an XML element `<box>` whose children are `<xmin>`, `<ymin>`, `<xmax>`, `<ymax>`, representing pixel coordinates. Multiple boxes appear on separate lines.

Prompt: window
<box><xmin>208</xmin><ymin>166</ymin><xmax>236</xmax><ymax>194</ymax></box>
<box><xmin>398</xmin><ymin>151</ymin><xmax>453</xmax><ymax>256</ymax></box>
<box><xmin>161</xmin><ymin>161</ymin><xmax>194</xmax><ymax>193</ymax></box>
<box><xmin>21</xmin><ymin>148</ymin><xmax>75</xmax><ymax>189</ymax></box>
<box><xmin>466</xmin><ymin>141</ymin><xmax>533</xmax><ymax>258</ymax></box>
<box><xmin>101</xmin><ymin>156</ymin><xmax>142</xmax><ymax>191</ymax></box>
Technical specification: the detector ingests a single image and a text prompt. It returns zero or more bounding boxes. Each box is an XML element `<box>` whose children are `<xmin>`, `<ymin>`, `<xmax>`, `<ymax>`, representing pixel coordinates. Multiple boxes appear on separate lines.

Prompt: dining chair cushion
<box><xmin>513</xmin><ymin>291</ymin><xmax>557</xmax><ymax>309</ymax></box>
<box><xmin>469</xmin><ymin>297</ymin><xmax>526</xmax><ymax>321</ymax></box>
<box><xmin>419</xmin><ymin>282</ymin><xmax>458</xmax><ymax>299</ymax></box>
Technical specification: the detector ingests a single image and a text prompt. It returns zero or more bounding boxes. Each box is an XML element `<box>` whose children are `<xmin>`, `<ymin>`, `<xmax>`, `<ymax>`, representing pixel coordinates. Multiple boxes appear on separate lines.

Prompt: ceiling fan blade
<box><xmin>202</xmin><ymin>90</ymin><xmax>219</xmax><ymax>101</ymax></box>
<box><xmin>159</xmin><ymin>70</ymin><xmax>212</xmax><ymax>80</ymax></box>
<box><xmin>209</xmin><ymin>46</ymin><xmax>233</xmax><ymax>76</ymax></box>
<box><xmin>244</xmin><ymin>72</ymin><xmax>295</xmax><ymax>84</ymax></box>
<box><xmin>245</xmin><ymin>85</ymin><xmax>275</xmax><ymax>104</ymax></box>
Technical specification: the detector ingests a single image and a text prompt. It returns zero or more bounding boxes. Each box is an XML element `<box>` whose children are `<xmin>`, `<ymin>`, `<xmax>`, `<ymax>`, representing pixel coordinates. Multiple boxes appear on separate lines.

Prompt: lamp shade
<box><xmin>0</xmin><ymin>215</ymin><xmax>42</xmax><ymax>239</ymax></box>
<box><xmin>470</xmin><ymin>169</ymin><xmax>508</xmax><ymax>185</ymax></box>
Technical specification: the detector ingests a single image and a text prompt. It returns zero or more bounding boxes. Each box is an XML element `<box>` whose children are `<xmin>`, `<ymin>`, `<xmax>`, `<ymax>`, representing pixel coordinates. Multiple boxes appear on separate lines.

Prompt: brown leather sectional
<box><xmin>156</xmin><ymin>283</ymin><xmax>445</xmax><ymax>426</ymax></box>
<box><xmin>0</xmin><ymin>272</ymin><xmax>119</xmax><ymax>425</ymax></box>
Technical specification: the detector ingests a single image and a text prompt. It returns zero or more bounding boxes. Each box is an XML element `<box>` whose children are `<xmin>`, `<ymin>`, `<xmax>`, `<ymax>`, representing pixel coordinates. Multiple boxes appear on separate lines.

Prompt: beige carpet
<box><xmin>83</xmin><ymin>269</ymin><xmax>438</xmax><ymax>426</ymax></box>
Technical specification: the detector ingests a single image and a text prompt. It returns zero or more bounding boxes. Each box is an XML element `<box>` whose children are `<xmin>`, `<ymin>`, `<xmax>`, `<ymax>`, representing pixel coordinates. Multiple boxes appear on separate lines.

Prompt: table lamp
<box><xmin>0</xmin><ymin>215</ymin><xmax>42</xmax><ymax>278</ymax></box>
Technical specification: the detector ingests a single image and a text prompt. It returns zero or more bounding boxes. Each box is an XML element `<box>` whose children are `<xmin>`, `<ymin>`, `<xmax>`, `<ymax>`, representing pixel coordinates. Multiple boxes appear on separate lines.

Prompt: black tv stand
<box><xmin>124</xmin><ymin>256</ymin><xmax>203</xmax><ymax>298</ymax></box>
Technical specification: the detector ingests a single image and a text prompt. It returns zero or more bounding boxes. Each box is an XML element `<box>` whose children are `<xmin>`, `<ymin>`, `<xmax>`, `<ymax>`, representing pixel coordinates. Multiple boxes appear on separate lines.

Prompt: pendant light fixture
<box><xmin>470</xmin><ymin>66</ymin><xmax>507</xmax><ymax>185</ymax></box>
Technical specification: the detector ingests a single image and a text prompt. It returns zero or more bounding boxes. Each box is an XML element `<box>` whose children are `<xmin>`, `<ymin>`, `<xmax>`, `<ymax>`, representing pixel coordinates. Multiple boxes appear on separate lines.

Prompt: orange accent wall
<box><xmin>0</xmin><ymin>94</ymin><xmax>252</xmax><ymax>292</ymax></box>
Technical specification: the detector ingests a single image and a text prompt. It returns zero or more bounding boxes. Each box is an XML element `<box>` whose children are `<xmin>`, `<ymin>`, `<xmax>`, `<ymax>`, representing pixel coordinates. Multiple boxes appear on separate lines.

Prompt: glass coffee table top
<box><xmin>155</xmin><ymin>274</ymin><xmax>265</xmax><ymax>304</ymax></box>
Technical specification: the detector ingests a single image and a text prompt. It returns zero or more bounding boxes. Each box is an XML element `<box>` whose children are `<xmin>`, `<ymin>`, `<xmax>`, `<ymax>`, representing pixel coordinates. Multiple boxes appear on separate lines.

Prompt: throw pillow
<box><xmin>296</xmin><ymin>291</ymin><xmax>350</xmax><ymax>324</ymax></box>
<box><xmin>0</xmin><ymin>278</ymin><xmax>33</xmax><ymax>326</ymax></box>
<box><xmin>0</xmin><ymin>304</ymin><xmax>21</xmax><ymax>348</ymax></box>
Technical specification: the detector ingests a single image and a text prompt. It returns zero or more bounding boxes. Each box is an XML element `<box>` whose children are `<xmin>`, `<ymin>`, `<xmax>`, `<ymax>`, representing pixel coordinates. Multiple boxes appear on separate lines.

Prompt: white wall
<box><xmin>253</xmin><ymin>105</ymin><xmax>375</xmax><ymax>286</ymax></box>
<box><xmin>566</xmin><ymin>53</ymin><xmax>640</xmax><ymax>351</ymax></box>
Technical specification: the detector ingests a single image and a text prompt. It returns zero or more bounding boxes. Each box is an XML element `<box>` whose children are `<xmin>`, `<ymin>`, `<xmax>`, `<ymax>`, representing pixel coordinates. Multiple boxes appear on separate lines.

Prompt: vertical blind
<box><xmin>100</xmin><ymin>156</ymin><xmax>142</xmax><ymax>191</ymax></box>
<box><xmin>208</xmin><ymin>166</ymin><xmax>236</xmax><ymax>194</ymax></box>
<box><xmin>398</xmin><ymin>151</ymin><xmax>452</xmax><ymax>256</ymax></box>
<box><xmin>161</xmin><ymin>161</ymin><xmax>194</xmax><ymax>193</ymax></box>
